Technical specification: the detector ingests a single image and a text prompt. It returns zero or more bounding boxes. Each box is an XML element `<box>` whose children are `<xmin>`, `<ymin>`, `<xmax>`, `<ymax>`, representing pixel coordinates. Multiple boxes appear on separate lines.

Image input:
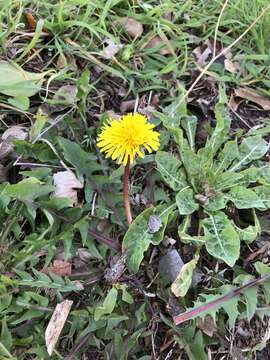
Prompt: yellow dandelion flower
<box><xmin>97</xmin><ymin>113</ymin><xmax>160</xmax><ymax>165</ymax></box>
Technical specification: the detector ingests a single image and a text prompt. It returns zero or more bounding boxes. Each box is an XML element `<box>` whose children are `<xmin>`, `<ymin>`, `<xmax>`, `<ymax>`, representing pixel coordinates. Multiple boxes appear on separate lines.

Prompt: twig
<box><xmin>173</xmin><ymin>272</ymin><xmax>270</xmax><ymax>325</ymax></box>
<box><xmin>212</xmin><ymin>0</ymin><xmax>230</xmax><ymax>59</ymax></box>
<box><xmin>123</xmin><ymin>158</ymin><xmax>132</xmax><ymax>225</ymax></box>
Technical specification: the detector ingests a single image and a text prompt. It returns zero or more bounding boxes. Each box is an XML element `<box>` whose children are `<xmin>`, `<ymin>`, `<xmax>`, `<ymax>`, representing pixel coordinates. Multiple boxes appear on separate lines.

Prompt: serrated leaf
<box><xmin>0</xmin><ymin>61</ymin><xmax>48</xmax><ymax>98</ymax></box>
<box><xmin>6</xmin><ymin>178</ymin><xmax>54</xmax><ymax>201</ymax></box>
<box><xmin>227</xmin><ymin>186</ymin><xmax>265</xmax><ymax>209</ymax></box>
<box><xmin>155</xmin><ymin>151</ymin><xmax>186</xmax><ymax>191</ymax></box>
<box><xmin>213</xmin><ymin>139</ymin><xmax>238</xmax><ymax>174</ymax></box>
<box><xmin>229</xmin><ymin>136</ymin><xmax>268</xmax><ymax>172</ymax></box>
<box><xmin>236</xmin><ymin>210</ymin><xmax>260</xmax><ymax>243</ymax></box>
<box><xmin>201</xmin><ymin>212</ymin><xmax>240</xmax><ymax>267</ymax></box>
<box><xmin>0</xmin><ymin>318</ymin><xmax>12</xmax><ymax>352</ymax></box>
<box><xmin>94</xmin><ymin>287</ymin><xmax>118</xmax><ymax>321</ymax></box>
<box><xmin>58</xmin><ymin>137</ymin><xmax>101</xmax><ymax>176</ymax></box>
<box><xmin>253</xmin><ymin>185</ymin><xmax>270</xmax><ymax>209</ymax></box>
<box><xmin>171</xmin><ymin>255</ymin><xmax>199</xmax><ymax>297</ymax></box>
<box><xmin>122</xmin><ymin>204</ymin><xmax>175</xmax><ymax>272</ymax></box>
<box><xmin>181</xmin><ymin>115</ymin><xmax>197</xmax><ymax>150</ymax></box>
<box><xmin>222</xmin><ymin>297</ymin><xmax>239</xmax><ymax>329</ymax></box>
<box><xmin>176</xmin><ymin>186</ymin><xmax>198</xmax><ymax>215</ymax></box>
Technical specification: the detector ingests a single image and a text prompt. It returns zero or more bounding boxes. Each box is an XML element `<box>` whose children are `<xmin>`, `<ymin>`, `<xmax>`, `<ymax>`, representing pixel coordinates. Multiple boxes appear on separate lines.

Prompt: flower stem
<box><xmin>123</xmin><ymin>158</ymin><xmax>132</xmax><ymax>225</ymax></box>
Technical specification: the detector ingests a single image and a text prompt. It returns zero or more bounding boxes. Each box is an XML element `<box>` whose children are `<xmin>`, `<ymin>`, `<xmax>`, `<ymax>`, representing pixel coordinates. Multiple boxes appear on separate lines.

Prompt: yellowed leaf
<box><xmin>45</xmin><ymin>300</ymin><xmax>73</xmax><ymax>356</ymax></box>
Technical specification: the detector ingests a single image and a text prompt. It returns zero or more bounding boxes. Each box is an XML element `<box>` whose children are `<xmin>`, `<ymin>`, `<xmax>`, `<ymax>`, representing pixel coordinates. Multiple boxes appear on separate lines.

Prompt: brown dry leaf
<box><xmin>100</xmin><ymin>39</ymin><xmax>123</xmax><ymax>59</ymax></box>
<box><xmin>228</xmin><ymin>93</ymin><xmax>240</xmax><ymax>112</ymax></box>
<box><xmin>235</xmin><ymin>88</ymin><xmax>270</xmax><ymax>110</ymax></box>
<box><xmin>53</xmin><ymin>170</ymin><xmax>83</xmax><ymax>206</ymax></box>
<box><xmin>45</xmin><ymin>300</ymin><xmax>73</xmax><ymax>356</ymax></box>
<box><xmin>117</xmin><ymin>17</ymin><xmax>143</xmax><ymax>38</ymax></box>
<box><xmin>25</xmin><ymin>12</ymin><xmax>37</xmax><ymax>30</ymax></box>
<box><xmin>120</xmin><ymin>99</ymin><xmax>136</xmax><ymax>113</ymax></box>
<box><xmin>146</xmin><ymin>36</ymin><xmax>171</xmax><ymax>55</ymax></box>
<box><xmin>224</xmin><ymin>59</ymin><xmax>239</xmax><ymax>73</ymax></box>
<box><xmin>42</xmin><ymin>260</ymin><xmax>72</xmax><ymax>277</ymax></box>
<box><xmin>197</xmin><ymin>315</ymin><xmax>216</xmax><ymax>337</ymax></box>
<box><xmin>56</xmin><ymin>53</ymin><xmax>67</xmax><ymax>69</ymax></box>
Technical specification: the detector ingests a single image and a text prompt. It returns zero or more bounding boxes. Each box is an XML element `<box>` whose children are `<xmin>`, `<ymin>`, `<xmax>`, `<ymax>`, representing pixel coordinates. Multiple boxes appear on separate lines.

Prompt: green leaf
<box><xmin>94</xmin><ymin>287</ymin><xmax>118</xmax><ymax>321</ymax></box>
<box><xmin>181</xmin><ymin>115</ymin><xmax>197</xmax><ymax>150</ymax></box>
<box><xmin>201</xmin><ymin>212</ymin><xmax>240</xmax><ymax>267</ymax></box>
<box><xmin>213</xmin><ymin>139</ymin><xmax>238</xmax><ymax>174</ymax></box>
<box><xmin>122</xmin><ymin>204</ymin><xmax>175</xmax><ymax>272</ymax></box>
<box><xmin>0</xmin><ymin>318</ymin><xmax>12</xmax><ymax>352</ymax></box>
<box><xmin>155</xmin><ymin>151</ymin><xmax>187</xmax><ymax>191</ymax></box>
<box><xmin>229</xmin><ymin>136</ymin><xmax>268</xmax><ymax>172</ymax></box>
<box><xmin>176</xmin><ymin>186</ymin><xmax>199</xmax><ymax>215</ymax></box>
<box><xmin>222</xmin><ymin>297</ymin><xmax>239</xmax><ymax>329</ymax></box>
<box><xmin>214</xmin><ymin>172</ymin><xmax>244</xmax><ymax>191</ymax></box>
<box><xmin>227</xmin><ymin>186</ymin><xmax>265</xmax><ymax>209</ymax></box>
<box><xmin>253</xmin><ymin>185</ymin><xmax>270</xmax><ymax>209</ymax></box>
<box><xmin>236</xmin><ymin>210</ymin><xmax>260</xmax><ymax>243</ymax></box>
<box><xmin>8</xmin><ymin>95</ymin><xmax>29</xmax><ymax>110</ymax></box>
<box><xmin>203</xmin><ymin>193</ymin><xmax>227</xmax><ymax>211</ymax></box>
<box><xmin>171</xmin><ymin>255</ymin><xmax>199</xmax><ymax>297</ymax></box>
<box><xmin>187</xmin><ymin>331</ymin><xmax>208</xmax><ymax>360</ymax></box>
<box><xmin>58</xmin><ymin>137</ymin><xmax>101</xmax><ymax>176</ymax></box>
<box><xmin>0</xmin><ymin>61</ymin><xmax>47</xmax><ymax>97</ymax></box>
<box><xmin>6</xmin><ymin>178</ymin><xmax>54</xmax><ymax>201</ymax></box>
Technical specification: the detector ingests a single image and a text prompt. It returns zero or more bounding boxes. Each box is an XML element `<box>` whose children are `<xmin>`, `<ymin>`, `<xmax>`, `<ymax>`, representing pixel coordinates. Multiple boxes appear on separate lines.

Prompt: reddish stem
<box><xmin>123</xmin><ymin>158</ymin><xmax>132</xmax><ymax>225</ymax></box>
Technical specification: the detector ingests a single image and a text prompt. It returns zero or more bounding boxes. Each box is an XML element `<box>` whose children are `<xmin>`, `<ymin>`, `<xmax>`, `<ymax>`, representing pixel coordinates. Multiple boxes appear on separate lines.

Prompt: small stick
<box><xmin>173</xmin><ymin>272</ymin><xmax>270</xmax><ymax>325</ymax></box>
<box><xmin>123</xmin><ymin>158</ymin><xmax>132</xmax><ymax>225</ymax></box>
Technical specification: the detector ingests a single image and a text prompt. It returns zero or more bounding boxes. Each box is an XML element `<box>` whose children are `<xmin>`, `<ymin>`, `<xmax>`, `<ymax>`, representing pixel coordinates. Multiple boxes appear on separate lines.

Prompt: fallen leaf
<box><xmin>193</xmin><ymin>45</ymin><xmax>212</xmax><ymax>66</ymax></box>
<box><xmin>197</xmin><ymin>315</ymin><xmax>216</xmax><ymax>337</ymax></box>
<box><xmin>53</xmin><ymin>170</ymin><xmax>83</xmax><ymax>206</ymax></box>
<box><xmin>117</xmin><ymin>17</ymin><xmax>143</xmax><ymax>38</ymax></box>
<box><xmin>146</xmin><ymin>36</ymin><xmax>172</xmax><ymax>55</ymax></box>
<box><xmin>0</xmin><ymin>126</ymin><xmax>28</xmax><ymax>159</ymax></box>
<box><xmin>235</xmin><ymin>88</ymin><xmax>270</xmax><ymax>110</ymax></box>
<box><xmin>100</xmin><ymin>39</ymin><xmax>123</xmax><ymax>59</ymax></box>
<box><xmin>120</xmin><ymin>99</ymin><xmax>136</xmax><ymax>113</ymax></box>
<box><xmin>224</xmin><ymin>59</ymin><xmax>239</xmax><ymax>73</ymax></box>
<box><xmin>42</xmin><ymin>260</ymin><xmax>72</xmax><ymax>277</ymax></box>
<box><xmin>51</xmin><ymin>85</ymin><xmax>78</xmax><ymax>111</ymax></box>
<box><xmin>56</xmin><ymin>53</ymin><xmax>67</xmax><ymax>69</ymax></box>
<box><xmin>2</xmin><ymin>125</ymin><xmax>28</xmax><ymax>142</ymax></box>
<box><xmin>25</xmin><ymin>12</ymin><xmax>37</xmax><ymax>30</ymax></box>
<box><xmin>148</xmin><ymin>215</ymin><xmax>162</xmax><ymax>233</ymax></box>
<box><xmin>45</xmin><ymin>300</ymin><xmax>73</xmax><ymax>356</ymax></box>
<box><xmin>171</xmin><ymin>255</ymin><xmax>199</xmax><ymax>297</ymax></box>
<box><xmin>228</xmin><ymin>93</ymin><xmax>240</xmax><ymax>112</ymax></box>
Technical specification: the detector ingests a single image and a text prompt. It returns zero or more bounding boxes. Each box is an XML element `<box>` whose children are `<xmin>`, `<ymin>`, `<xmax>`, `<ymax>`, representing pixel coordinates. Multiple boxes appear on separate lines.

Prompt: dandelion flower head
<box><xmin>97</xmin><ymin>113</ymin><xmax>160</xmax><ymax>165</ymax></box>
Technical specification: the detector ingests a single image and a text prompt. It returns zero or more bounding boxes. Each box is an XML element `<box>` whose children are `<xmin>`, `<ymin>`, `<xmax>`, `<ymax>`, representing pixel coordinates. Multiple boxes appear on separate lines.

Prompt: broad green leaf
<box><xmin>234</xmin><ymin>274</ymin><xmax>258</xmax><ymax>321</ymax></box>
<box><xmin>236</xmin><ymin>210</ymin><xmax>260</xmax><ymax>243</ymax></box>
<box><xmin>6</xmin><ymin>178</ymin><xmax>54</xmax><ymax>201</ymax></box>
<box><xmin>227</xmin><ymin>186</ymin><xmax>265</xmax><ymax>209</ymax></box>
<box><xmin>222</xmin><ymin>297</ymin><xmax>239</xmax><ymax>329</ymax></box>
<box><xmin>0</xmin><ymin>61</ymin><xmax>47</xmax><ymax>97</ymax></box>
<box><xmin>58</xmin><ymin>137</ymin><xmax>101</xmax><ymax>176</ymax></box>
<box><xmin>155</xmin><ymin>151</ymin><xmax>187</xmax><ymax>191</ymax></box>
<box><xmin>171</xmin><ymin>255</ymin><xmax>199</xmax><ymax>297</ymax></box>
<box><xmin>254</xmin><ymin>262</ymin><xmax>270</xmax><ymax>303</ymax></box>
<box><xmin>94</xmin><ymin>287</ymin><xmax>118</xmax><ymax>321</ymax></box>
<box><xmin>176</xmin><ymin>186</ymin><xmax>198</xmax><ymax>215</ymax></box>
<box><xmin>203</xmin><ymin>193</ymin><xmax>227</xmax><ymax>211</ymax></box>
<box><xmin>229</xmin><ymin>136</ymin><xmax>268</xmax><ymax>172</ymax></box>
<box><xmin>0</xmin><ymin>318</ymin><xmax>12</xmax><ymax>351</ymax></box>
<box><xmin>187</xmin><ymin>331</ymin><xmax>208</xmax><ymax>360</ymax></box>
<box><xmin>213</xmin><ymin>139</ymin><xmax>238</xmax><ymax>174</ymax></box>
<box><xmin>253</xmin><ymin>185</ymin><xmax>270</xmax><ymax>209</ymax></box>
<box><xmin>8</xmin><ymin>95</ymin><xmax>29</xmax><ymax>110</ymax></box>
<box><xmin>181</xmin><ymin>115</ymin><xmax>197</xmax><ymax>150</ymax></box>
<box><xmin>204</xmin><ymin>102</ymin><xmax>231</xmax><ymax>160</ymax></box>
<box><xmin>214</xmin><ymin>172</ymin><xmax>244</xmax><ymax>191</ymax></box>
<box><xmin>201</xmin><ymin>212</ymin><xmax>240</xmax><ymax>267</ymax></box>
<box><xmin>122</xmin><ymin>204</ymin><xmax>175</xmax><ymax>272</ymax></box>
